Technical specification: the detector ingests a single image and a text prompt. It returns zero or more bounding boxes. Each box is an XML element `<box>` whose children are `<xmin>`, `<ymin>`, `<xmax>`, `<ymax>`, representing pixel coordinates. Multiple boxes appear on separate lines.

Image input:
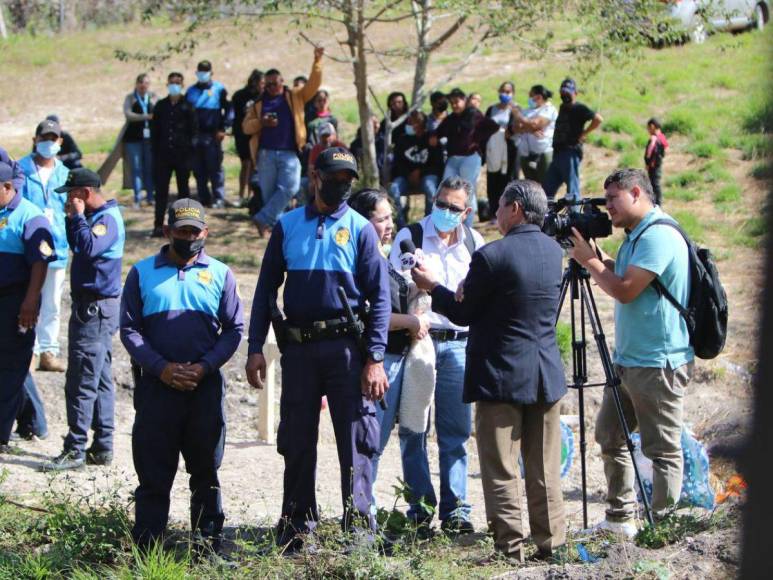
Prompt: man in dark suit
<box><xmin>412</xmin><ymin>179</ymin><xmax>567</xmax><ymax>562</ymax></box>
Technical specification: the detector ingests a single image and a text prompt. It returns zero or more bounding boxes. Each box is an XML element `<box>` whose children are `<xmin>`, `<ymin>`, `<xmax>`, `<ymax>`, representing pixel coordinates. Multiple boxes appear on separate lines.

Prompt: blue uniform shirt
<box><xmin>66</xmin><ymin>199</ymin><xmax>125</xmax><ymax>297</ymax></box>
<box><xmin>248</xmin><ymin>202</ymin><xmax>390</xmax><ymax>357</ymax></box>
<box><xmin>614</xmin><ymin>206</ymin><xmax>694</xmax><ymax>369</ymax></box>
<box><xmin>0</xmin><ymin>192</ymin><xmax>56</xmax><ymax>287</ymax></box>
<box><xmin>120</xmin><ymin>248</ymin><xmax>244</xmax><ymax>377</ymax></box>
<box><xmin>18</xmin><ymin>154</ymin><xmax>70</xmax><ymax>269</ymax></box>
<box><xmin>185</xmin><ymin>81</ymin><xmax>232</xmax><ymax>134</ymax></box>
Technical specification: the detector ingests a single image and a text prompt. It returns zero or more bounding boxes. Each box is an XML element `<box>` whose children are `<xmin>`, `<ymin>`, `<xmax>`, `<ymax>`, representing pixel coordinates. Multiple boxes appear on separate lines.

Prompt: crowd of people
<box><xmin>0</xmin><ymin>48</ymin><xmax>692</xmax><ymax>564</ymax></box>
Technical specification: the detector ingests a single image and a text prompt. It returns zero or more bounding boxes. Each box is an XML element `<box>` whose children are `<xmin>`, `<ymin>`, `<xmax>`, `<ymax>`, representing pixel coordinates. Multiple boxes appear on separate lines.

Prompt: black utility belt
<box><xmin>71</xmin><ymin>290</ymin><xmax>113</xmax><ymax>303</ymax></box>
<box><xmin>285</xmin><ymin>316</ymin><xmax>362</xmax><ymax>345</ymax></box>
<box><xmin>429</xmin><ymin>329</ymin><xmax>469</xmax><ymax>342</ymax></box>
<box><xmin>0</xmin><ymin>282</ymin><xmax>27</xmax><ymax>297</ymax></box>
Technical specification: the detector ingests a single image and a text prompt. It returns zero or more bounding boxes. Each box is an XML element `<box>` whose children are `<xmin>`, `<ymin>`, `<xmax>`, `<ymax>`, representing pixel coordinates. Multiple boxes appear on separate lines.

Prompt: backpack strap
<box><xmin>462</xmin><ymin>224</ymin><xmax>477</xmax><ymax>257</ymax></box>
<box><xmin>631</xmin><ymin>219</ymin><xmax>690</xmax><ymax>319</ymax></box>
<box><xmin>407</xmin><ymin>222</ymin><xmax>423</xmax><ymax>251</ymax></box>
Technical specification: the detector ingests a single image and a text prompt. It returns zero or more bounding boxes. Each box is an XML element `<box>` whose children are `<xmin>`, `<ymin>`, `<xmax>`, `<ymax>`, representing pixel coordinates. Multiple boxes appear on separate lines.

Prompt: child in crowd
<box><xmin>644</xmin><ymin>117</ymin><xmax>669</xmax><ymax>206</ymax></box>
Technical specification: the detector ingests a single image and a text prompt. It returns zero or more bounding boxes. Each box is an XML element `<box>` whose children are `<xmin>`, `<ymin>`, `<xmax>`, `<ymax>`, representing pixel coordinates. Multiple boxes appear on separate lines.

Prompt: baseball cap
<box><xmin>54</xmin><ymin>168</ymin><xmax>101</xmax><ymax>193</ymax></box>
<box><xmin>168</xmin><ymin>198</ymin><xmax>206</xmax><ymax>229</ymax></box>
<box><xmin>447</xmin><ymin>87</ymin><xmax>466</xmax><ymax>100</ymax></box>
<box><xmin>318</xmin><ymin>122</ymin><xmax>335</xmax><ymax>138</ymax></box>
<box><xmin>0</xmin><ymin>162</ymin><xmax>14</xmax><ymax>184</ymax></box>
<box><xmin>560</xmin><ymin>78</ymin><xmax>577</xmax><ymax>95</ymax></box>
<box><xmin>36</xmin><ymin>118</ymin><xmax>62</xmax><ymax>137</ymax></box>
<box><xmin>315</xmin><ymin>146</ymin><xmax>359</xmax><ymax>179</ymax></box>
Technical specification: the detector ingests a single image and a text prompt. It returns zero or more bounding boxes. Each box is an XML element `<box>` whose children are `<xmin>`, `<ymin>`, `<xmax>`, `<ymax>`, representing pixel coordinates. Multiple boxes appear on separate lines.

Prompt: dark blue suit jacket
<box><xmin>430</xmin><ymin>224</ymin><xmax>567</xmax><ymax>405</ymax></box>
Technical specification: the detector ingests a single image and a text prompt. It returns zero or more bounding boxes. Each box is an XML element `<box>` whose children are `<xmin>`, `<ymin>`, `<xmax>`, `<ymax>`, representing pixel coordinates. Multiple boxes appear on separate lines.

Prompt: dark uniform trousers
<box><xmin>192</xmin><ymin>134</ymin><xmax>225</xmax><ymax>207</ymax></box>
<box><xmin>63</xmin><ymin>296</ymin><xmax>119</xmax><ymax>456</ymax></box>
<box><xmin>278</xmin><ymin>337</ymin><xmax>379</xmax><ymax>534</ymax></box>
<box><xmin>153</xmin><ymin>150</ymin><xmax>192</xmax><ymax>229</ymax></box>
<box><xmin>131</xmin><ymin>370</ymin><xmax>226</xmax><ymax>544</ymax></box>
<box><xmin>0</xmin><ymin>290</ymin><xmax>36</xmax><ymax>443</ymax></box>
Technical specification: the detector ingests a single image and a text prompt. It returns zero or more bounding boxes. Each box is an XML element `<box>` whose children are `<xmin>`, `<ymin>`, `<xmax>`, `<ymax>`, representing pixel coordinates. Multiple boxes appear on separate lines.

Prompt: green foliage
<box><xmin>701</xmin><ymin>161</ymin><xmax>732</xmax><ymax>184</ymax></box>
<box><xmin>41</xmin><ymin>484</ymin><xmax>131</xmax><ymax>566</ymax></box>
<box><xmin>617</xmin><ymin>150</ymin><xmax>641</xmax><ymax>169</ymax></box>
<box><xmin>665</xmin><ymin>188</ymin><xmax>700</xmax><ymax>202</ymax></box>
<box><xmin>662</xmin><ymin>110</ymin><xmax>699</xmax><ymax>136</ymax></box>
<box><xmin>730</xmin><ymin>217</ymin><xmax>768</xmax><ymax>248</ymax></box>
<box><xmin>556</xmin><ymin>322</ymin><xmax>571</xmax><ymax>363</ymax></box>
<box><xmin>589</xmin><ymin>133</ymin><xmax>613</xmax><ymax>149</ymax></box>
<box><xmin>635</xmin><ymin>509</ymin><xmax>733</xmax><ymax>549</ymax></box>
<box><xmin>667</xmin><ymin>171</ymin><xmax>702</xmax><ymax>188</ymax></box>
<box><xmin>738</xmin><ymin>134</ymin><xmax>772</xmax><ymax>160</ymax></box>
<box><xmin>713</xmin><ymin>184</ymin><xmax>742</xmax><ymax>205</ymax></box>
<box><xmin>742</xmin><ymin>93</ymin><xmax>772</xmax><ymax>135</ymax></box>
<box><xmin>671</xmin><ymin>210</ymin><xmax>704</xmax><ymax>242</ymax></box>
<box><xmin>603</xmin><ymin>115</ymin><xmax>644</xmax><ymax>138</ymax></box>
<box><xmin>750</xmin><ymin>162</ymin><xmax>773</xmax><ymax>180</ymax></box>
<box><xmin>687</xmin><ymin>141</ymin><xmax>721</xmax><ymax>159</ymax></box>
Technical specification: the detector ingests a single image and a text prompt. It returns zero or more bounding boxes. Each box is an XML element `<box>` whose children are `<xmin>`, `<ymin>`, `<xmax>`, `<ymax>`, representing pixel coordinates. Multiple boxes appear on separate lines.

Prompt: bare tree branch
<box><xmin>426</xmin><ymin>15</ymin><xmax>467</xmax><ymax>52</ymax></box>
<box><xmin>298</xmin><ymin>30</ymin><xmax>355</xmax><ymax>63</ymax></box>
<box><xmin>363</xmin><ymin>0</ymin><xmax>406</xmax><ymax>28</ymax></box>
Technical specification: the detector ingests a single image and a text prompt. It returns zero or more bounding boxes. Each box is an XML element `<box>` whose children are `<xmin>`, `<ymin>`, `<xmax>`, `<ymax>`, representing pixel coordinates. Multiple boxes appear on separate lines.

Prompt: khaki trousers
<box><xmin>595</xmin><ymin>363</ymin><xmax>693</xmax><ymax>521</ymax></box>
<box><xmin>476</xmin><ymin>400</ymin><xmax>566</xmax><ymax>560</ymax></box>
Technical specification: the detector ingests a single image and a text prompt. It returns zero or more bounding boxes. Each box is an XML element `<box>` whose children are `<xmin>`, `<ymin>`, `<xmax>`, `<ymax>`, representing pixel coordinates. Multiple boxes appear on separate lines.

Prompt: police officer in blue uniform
<box><xmin>185</xmin><ymin>61</ymin><xmax>232</xmax><ymax>208</ymax></box>
<box><xmin>120</xmin><ymin>198</ymin><xmax>243</xmax><ymax>548</ymax></box>
<box><xmin>41</xmin><ymin>169</ymin><xmax>125</xmax><ymax>471</ymax></box>
<box><xmin>0</xmin><ymin>162</ymin><xmax>56</xmax><ymax>453</ymax></box>
<box><xmin>246</xmin><ymin>147</ymin><xmax>390</xmax><ymax>550</ymax></box>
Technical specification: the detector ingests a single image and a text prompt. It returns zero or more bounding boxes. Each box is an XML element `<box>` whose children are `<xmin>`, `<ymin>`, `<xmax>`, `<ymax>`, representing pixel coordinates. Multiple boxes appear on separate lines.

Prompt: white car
<box><xmin>668</xmin><ymin>0</ymin><xmax>769</xmax><ymax>43</ymax></box>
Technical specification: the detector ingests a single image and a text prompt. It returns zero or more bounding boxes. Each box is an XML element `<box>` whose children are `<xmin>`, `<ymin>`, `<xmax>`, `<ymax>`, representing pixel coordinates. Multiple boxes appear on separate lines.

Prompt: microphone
<box><xmin>399</xmin><ymin>239</ymin><xmax>421</xmax><ymax>270</ymax></box>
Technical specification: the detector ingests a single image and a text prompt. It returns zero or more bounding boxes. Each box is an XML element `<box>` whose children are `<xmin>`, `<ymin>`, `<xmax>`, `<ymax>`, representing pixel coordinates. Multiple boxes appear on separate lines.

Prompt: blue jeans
<box><xmin>399</xmin><ymin>338</ymin><xmax>472</xmax><ymax>523</ymax></box>
<box><xmin>371</xmin><ymin>352</ymin><xmax>406</xmax><ymax>483</ymax></box>
<box><xmin>443</xmin><ymin>154</ymin><xmax>481</xmax><ymax>227</ymax></box>
<box><xmin>125</xmin><ymin>140</ymin><xmax>154</xmax><ymax>203</ymax></box>
<box><xmin>389</xmin><ymin>175</ymin><xmax>440</xmax><ymax>227</ymax></box>
<box><xmin>542</xmin><ymin>148</ymin><xmax>582</xmax><ymax>203</ymax></box>
<box><xmin>254</xmin><ymin>149</ymin><xmax>301</xmax><ymax>228</ymax></box>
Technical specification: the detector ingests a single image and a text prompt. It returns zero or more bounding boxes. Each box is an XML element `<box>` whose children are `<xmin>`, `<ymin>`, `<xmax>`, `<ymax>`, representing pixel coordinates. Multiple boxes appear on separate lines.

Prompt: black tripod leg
<box><xmin>580</xmin><ymin>277</ymin><xmax>655</xmax><ymax>527</ymax></box>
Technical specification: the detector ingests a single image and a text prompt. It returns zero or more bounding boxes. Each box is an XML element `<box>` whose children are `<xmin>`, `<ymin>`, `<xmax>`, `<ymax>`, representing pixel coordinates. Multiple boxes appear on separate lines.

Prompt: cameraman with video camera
<box><xmin>568</xmin><ymin>168</ymin><xmax>693</xmax><ymax>538</ymax></box>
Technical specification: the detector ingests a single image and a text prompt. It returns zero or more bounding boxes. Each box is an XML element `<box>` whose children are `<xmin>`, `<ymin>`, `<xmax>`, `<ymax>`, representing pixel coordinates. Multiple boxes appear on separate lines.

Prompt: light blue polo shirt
<box><xmin>613</xmin><ymin>207</ymin><xmax>694</xmax><ymax>369</ymax></box>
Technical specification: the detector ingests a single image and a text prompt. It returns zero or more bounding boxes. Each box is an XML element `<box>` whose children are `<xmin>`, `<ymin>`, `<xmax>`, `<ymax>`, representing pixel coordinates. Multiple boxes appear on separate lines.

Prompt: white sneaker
<box><xmin>592</xmin><ymin>519</ymin><xmax>637</xmax><ymax>539</ymax></box>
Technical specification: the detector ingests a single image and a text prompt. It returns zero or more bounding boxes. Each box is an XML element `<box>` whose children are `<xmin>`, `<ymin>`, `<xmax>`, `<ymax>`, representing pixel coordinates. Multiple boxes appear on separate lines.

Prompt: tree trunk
<box><xmin>411</xmin><ymin>0</ymin><xmax>431</xmax><ymax>107</ymax></box>
<box><xmin>0</xmin><ymin>6</ymin><xmax>7</xmax><ymax>39</ymax></box>
<box><xmin>346</xmin><ymin>0</ymin><xmax>379</xmax><ymax>187</ymax></box>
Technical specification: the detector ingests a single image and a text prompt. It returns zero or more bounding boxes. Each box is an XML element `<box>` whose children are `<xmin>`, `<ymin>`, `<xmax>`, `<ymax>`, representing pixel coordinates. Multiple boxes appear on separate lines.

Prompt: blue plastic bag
<box><xmin>632</xmin><ymin>427</ymin><xmax>715</xmax><ymax>510</ymax></box>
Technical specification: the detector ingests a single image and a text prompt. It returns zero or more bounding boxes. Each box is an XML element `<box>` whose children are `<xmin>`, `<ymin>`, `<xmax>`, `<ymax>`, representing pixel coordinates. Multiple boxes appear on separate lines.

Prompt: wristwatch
<box><xmin>368</xmin><ymin>351</ymin><xmax>384</xmax><ymax>363</ymax></box>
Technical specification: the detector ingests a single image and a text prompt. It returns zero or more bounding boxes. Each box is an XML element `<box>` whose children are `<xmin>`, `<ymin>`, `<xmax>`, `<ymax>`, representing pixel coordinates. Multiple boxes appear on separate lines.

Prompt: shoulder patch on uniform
<box><xmin>198</xmin><ymin>270</ymin><xmax>213</xmax><ymax>285</ymax></box>
<box><xmin>39</xmin><ymin>240</ymin><xmax>53</xmax><ymax>257</ymax></box>
<box><xmin>335</xmin><ymin>227</ymin><xmax>351</xmax><ymax>247</ymax></box>
<box><xmin>92</xmin><ymin>223</ymin><xmax>107</xmax><ymax>237</ymax></box>
<box><xmin>0</xmin><ymin>217</ymin><xmax>7</xmax><ymax>230</ymax></box>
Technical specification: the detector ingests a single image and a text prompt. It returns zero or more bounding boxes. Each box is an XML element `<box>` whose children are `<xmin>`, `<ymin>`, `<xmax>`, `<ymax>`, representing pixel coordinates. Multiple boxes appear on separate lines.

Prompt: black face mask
<box><xmin>560</xmin><ymin>93</ymin><xmax>573</xmax><ymax>105</ymax></box>
<box><xmin>171</xmin><ymin>237</ymin><xmax>205</xmax><ymax>260</ymax></box>
<box><xmin>319</xmin><ymin>179</ymin><xmax>352</xmax><ymax>208</ymax></box>
<box><xmin>434</xmin><ymin>100</ymin><xmax>448</xmax><ymax>112</ymax></box>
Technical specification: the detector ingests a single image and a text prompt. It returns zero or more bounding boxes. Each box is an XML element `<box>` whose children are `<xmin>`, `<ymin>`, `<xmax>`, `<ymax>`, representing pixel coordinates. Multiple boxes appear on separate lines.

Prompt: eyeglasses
<box><xmin>435</xmin><ymin>200</ymin><xmax>465</xmax><ymax>214</ymax></box>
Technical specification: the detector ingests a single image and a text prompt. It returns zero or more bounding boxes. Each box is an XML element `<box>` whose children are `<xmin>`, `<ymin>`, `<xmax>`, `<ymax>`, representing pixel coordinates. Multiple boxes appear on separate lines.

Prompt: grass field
<box><xmin>0</xmin><ymin>15</ymin><xmax>769</xmax><ymax>579</ymax></box>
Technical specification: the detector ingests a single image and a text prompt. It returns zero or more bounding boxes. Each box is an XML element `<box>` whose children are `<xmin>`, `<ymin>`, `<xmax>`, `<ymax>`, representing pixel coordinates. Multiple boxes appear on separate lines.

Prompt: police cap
<box><xmin>168</xmin><ymin>198</ymin><xmax>206</xmax><ymax>229</ymax></box>
<box><xmin>0</xmin><ymin>162</ymin><xmax>14</xmax><ymax>184</ymax></box>
<box><xmin>54</xmin><ymin>168</ymin><xmax>101</xmax><ymax>193</ymax></box>
<box><xmin>315</xmin><ymin>146</ymin><xmax>359</xmax><ymax>179</ymax></box>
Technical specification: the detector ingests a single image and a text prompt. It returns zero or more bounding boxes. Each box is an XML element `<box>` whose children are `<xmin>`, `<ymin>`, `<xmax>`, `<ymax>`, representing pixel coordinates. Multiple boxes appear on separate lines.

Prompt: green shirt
<box><xmin>614</xmin><ymin>207</ymin><xmax>694</xmax><ymax>369</ymax></box>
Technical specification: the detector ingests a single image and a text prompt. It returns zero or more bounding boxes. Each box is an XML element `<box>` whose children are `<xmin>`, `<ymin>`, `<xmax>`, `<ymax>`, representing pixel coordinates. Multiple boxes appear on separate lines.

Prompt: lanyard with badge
<box><xmin>34</xmin><ymin>163</ymin><xmax>56</xmax><ymax>225</ymax></box>
<box><xmin>135</xmin><ymin>91</ymin><xmax>151</xmax><ymax>139</ymax></box>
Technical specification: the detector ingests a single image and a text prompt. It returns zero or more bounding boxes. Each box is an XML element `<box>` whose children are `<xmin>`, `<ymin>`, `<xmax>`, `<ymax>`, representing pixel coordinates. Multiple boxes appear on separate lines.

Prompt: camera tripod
<box><xmin>556</xmin><ymin>258</ymin><xmax>654</xmax><ymax>529</ymax></box>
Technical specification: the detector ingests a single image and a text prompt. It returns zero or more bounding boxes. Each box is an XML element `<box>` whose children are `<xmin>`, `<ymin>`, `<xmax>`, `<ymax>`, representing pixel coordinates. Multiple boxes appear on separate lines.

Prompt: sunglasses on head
<box><xmin>435</xmin><ymin>200</ymin><xmax>465</xmax><ymax>214</ymax></box>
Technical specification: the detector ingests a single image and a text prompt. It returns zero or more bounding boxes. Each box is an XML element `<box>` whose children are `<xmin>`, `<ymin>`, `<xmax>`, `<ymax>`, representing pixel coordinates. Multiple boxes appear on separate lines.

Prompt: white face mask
<box><xmin>36</xmin><ymin>140</ymin><xmax>61</xmax><ymax>159</ymax></box>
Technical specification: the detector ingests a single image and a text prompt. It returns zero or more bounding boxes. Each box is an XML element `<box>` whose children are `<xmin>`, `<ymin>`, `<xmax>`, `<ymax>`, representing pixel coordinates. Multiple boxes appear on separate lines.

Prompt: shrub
<box><xmin>665</xmin><ymin>188</ymin><xmax>700</xmax><ymax>202</ymax></box>
<box><xmin>701</xmin><ymin>161</ymin><xmax>732</xmax><ymax>184</ymax></box>
<box><xmin>617</xmin><ymin>150</ymin><xmax>641</xmax><ymax>169</ymax></box>
<box><xmin>750</xmin><ymin>162</ymin><xmax>773</xmax><ymax>180</ymax></box>
<box><xmin>738</xmin><ymin>134</ymin><xmax>772</xmax><ymax>160</ymax></box>
<box><xmin>688</xmin><ymin>141</ymin><xmax>720</xmax><ymax>159</ymax></box>
<box><xmin>663</xmin><ymin>110</ymin><xmax>698</xmax><ymax>136</ymax></box>
<box><xmin>671</xmin><ymin>210</ymin><xmax>704</xmax><ymax>242</ymax></box>
<box><xmin>667</xmin><ymin>171</ymin><xmax>702</xmax><ymax>188</ymax></box>
<box><xmin>713</xmin><ymin>184</ymin><xmax>742</xmax><ymax>205</ymax></box>
<box><xmin>589</xmin><ymin>133</ymin><xmax>613</xmax><ymax>149</ymax></box>
<box><xmin>603</xmin><ymin>115</ymin><xmax>641</xmax><ymax>136</ymax></box>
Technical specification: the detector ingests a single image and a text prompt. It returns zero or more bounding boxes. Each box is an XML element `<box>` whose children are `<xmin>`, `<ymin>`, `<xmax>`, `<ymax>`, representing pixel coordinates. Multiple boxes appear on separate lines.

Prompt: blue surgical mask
<box><xmin>528</xmin><ymin>97</ymin><xmax>537</xmax><ymax>109</ymax></box>
<box><xmin>499</xmin><ymin>93</ymin><xmax>512</xmax><ymax>105</ymax></box>
<box><xmin>404</xmin><ymin>124</ymin><xmax>415</xmax><ymax>136</ymax></box>
<box><xmin>431</xmin><ymin>205</ymin><xmax>462</xmax><ymax>233</ymax></box>
<box><xmin>36</xmin><ymin>140</ymin><xmax>61</xmax><ymax>159</ymax></box>
<box><xmin>196</xmin><ymin>71</ymin><xmax>211</xmax><ymax>84</ymax></box>
<box><xmin>168</xmin><ymin>83</ymin><xmax>183</xmax><ymax>97</ymax></box>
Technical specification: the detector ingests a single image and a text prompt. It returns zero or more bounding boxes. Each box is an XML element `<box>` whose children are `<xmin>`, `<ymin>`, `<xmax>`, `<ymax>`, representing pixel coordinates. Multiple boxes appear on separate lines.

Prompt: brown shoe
<box><xmin>39</xmin><ymin>352</ymin><xmax>66</xmax><ymax>372</ymax></box>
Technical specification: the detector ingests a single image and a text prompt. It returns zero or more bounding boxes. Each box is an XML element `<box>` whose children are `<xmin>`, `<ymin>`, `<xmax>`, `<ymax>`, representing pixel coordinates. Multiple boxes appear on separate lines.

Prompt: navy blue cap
<box><xmin>315</xmin><ymin>146</ymin><xmax>359</xmax><ymax>179</ymax></box>
<box><xmin>0</xmin><ymin>162</ymin><xmax>13</xmax><ymax>184</ymax></box>
<box><xmin>560</xmin><ymin>78</ymin><xmax>577</xmax><ymax>94</ymax></box>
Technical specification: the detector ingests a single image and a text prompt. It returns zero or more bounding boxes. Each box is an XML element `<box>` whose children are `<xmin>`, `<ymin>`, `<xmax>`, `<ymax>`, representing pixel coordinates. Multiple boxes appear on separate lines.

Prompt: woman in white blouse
<box><xmin>516</xmin><ymin>85</ymin><xmax>557</xmax><ymax>184</ymax></box>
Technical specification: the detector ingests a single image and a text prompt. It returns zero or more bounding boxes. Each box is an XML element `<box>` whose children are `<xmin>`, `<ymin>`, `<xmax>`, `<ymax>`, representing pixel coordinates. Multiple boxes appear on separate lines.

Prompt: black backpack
<box><xmin>633</xmin><ymin>219</ymin><xmax>728</xmax><ymax>359</ymax></box>
<box><xmin>407</xmin><ymin>222</ymin><xmax>476</xmax><ymax>257</ymax></box>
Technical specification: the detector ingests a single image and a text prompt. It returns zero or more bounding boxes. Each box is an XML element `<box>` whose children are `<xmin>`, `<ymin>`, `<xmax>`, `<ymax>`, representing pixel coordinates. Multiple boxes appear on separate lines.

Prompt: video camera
<box><xmin>542</xmin><ymin>197</ymin><xmax>612</xmax><ymax>246</ymax></box>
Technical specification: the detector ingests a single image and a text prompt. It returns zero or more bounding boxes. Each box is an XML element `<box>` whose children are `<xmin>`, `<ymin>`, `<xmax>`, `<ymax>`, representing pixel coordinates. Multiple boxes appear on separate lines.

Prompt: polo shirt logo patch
<box><xmin>39</xmin><ymin>240</ymin><xmax>53</xmax><ymax>257</ymax></box>
<box><xmin>198</xmin><ymin>270</ymin><xmax>213</xmax><ymax>285</ymax></box>
<box><xmin>335</xmin><ymin>227</ymin><xmax>350</xmax><ymax>247</ymax></box>
<box><xmin>92</xmin><ymin>223</ymin><xmax>107</xmax><ymax>236</ymax></box>
<box><xmin>0</xmin><ymin>217</ymin><xmax>7</xmax><ymax>230</ymax></box>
